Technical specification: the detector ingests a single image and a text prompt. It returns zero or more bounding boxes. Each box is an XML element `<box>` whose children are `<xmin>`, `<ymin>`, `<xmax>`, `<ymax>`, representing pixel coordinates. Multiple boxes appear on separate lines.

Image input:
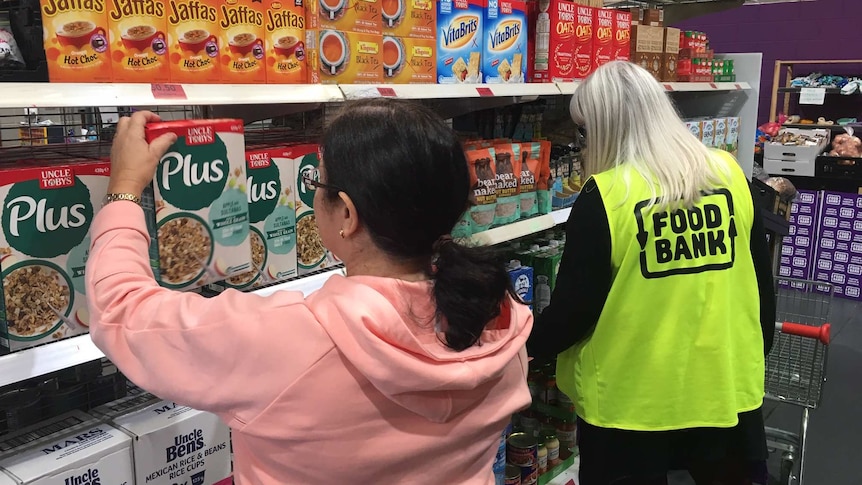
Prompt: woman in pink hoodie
<box><xmin>85</xmin><ymin>99</ymin><xmax>533</xmax><ymax>484</ymax></box>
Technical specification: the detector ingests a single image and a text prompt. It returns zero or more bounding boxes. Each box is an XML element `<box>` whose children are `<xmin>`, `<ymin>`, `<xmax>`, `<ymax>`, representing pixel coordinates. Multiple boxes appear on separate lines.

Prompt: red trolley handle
<box><xmin>774</xmin><ymin>321</ymin><xmax>831</xmax><ymax>345</ymax></box>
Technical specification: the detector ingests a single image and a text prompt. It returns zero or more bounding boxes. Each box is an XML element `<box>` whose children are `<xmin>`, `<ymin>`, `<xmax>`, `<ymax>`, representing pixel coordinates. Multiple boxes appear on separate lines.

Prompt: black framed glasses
<box><xmin>302</xmin><ymin>172</ymin><xmax>345</xmax><ymax>193</ymax></box>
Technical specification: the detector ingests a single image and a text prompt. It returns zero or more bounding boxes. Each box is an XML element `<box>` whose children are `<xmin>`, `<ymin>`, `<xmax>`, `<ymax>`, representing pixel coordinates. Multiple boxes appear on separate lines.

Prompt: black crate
<box><xmin>816</xmin><ymin>154</ymin><xmax>862</xmax><ymax>180</ymax></box>
<box><xmin>0</xmin><ymin>0</ymin><xmax>48</xmax><ymax>82</ymax></box>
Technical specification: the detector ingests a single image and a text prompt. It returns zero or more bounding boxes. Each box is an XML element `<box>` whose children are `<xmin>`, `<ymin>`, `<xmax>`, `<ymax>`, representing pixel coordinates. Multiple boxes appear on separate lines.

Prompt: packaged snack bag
<box><xmin>466</xmin><ymin>147</ymin><xmax>497</xmax><ymax>234</ymax></box>
<box><xmin>519</xmin><ymin>142</ymin><xmax>541</xmax><ymax>218</ymax></box>
<box><xmin>493</xmin><ymin>143</ymin><xmax>521</xmax><ymax>226</ymax></box>
<box><xmin>537</xmin><ymin>140</ymin><xmax>552</xmax><ymax>214</ymax></box>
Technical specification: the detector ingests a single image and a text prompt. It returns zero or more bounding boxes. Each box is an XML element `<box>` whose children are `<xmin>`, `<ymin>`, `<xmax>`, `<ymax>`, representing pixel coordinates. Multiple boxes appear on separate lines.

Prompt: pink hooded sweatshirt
<box><xmin>85</xmin><ymin>202</ymin><xmax>533</xmax><ymax>484</ymax></box>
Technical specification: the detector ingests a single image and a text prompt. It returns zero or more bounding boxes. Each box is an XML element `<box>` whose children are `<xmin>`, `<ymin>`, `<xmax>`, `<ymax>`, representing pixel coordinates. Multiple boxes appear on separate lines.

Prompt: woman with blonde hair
<box><xmin>528</xmin><ymin>61</ymin><xmax>775</xmax><ymax>484</ymax></box>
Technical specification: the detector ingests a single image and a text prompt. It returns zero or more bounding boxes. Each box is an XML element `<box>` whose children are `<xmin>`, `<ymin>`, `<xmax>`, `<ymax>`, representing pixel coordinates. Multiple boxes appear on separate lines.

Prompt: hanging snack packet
<box><xmin>466</xmin><ymin>147</ymin><xmax>498</xmax><ymax>234</ymax></box>
<box><xmin>493</xmin><ymin>143</ymin><xmax>521</xmax><ymax>226</ymax></box>
<box><xmin>0</xmin><ymin>12</ymin><xmax>25</xmax><ymax>69</ymax></box>
<box><xmin>537</xmin><ymin>140</ymin><xmax>553</xmax><ymax>215</ymax></box>
<box><xmin>519</xmin><ymin>142</ymin><xmax>541</xmax><ymax>218</ymax></box>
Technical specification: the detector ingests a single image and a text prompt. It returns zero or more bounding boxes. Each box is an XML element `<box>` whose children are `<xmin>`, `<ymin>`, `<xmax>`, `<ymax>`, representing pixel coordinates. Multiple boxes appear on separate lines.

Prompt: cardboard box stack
<box><xmin>630</xmin><ymin>24</ymin><xmax>663</xmax><ymax>80</ymax></box>
<box><xmin>677</xmin><ymin>30</ymin><xmax>713</xmax><ymax>82</ymax></box>
<box><xmin>780</xmin><ymin>191</ymin><xmax>819</xmax><ymax>281</ymax></box>
<box><xmin>661</xmin><ymin>27</ymin><xmax>679</xmax><ymax>82</ymax></box>
<box><xmin>812</xmin><ymin>192</ymin><xmax>862</xmax><ymax>301</ymax></box>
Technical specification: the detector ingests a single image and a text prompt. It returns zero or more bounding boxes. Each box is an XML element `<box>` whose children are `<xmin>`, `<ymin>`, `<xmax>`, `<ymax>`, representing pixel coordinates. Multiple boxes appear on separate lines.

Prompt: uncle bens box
<box><xmin>0</xmin><ymin>411</ymin><xmax>134</xmax><ymax>485</ymax></box>
<box><xmin>483</xmin><ymin>0</ymin><xmax>526</xmax><ymax>84</ymax></box>
<box><xmin>145</xmin><ymin>119</ymin><xmax>252</xmax><ymax>291</ymax></box>
<box><xmin>107</xmin><ymin>0</ymin><xmax>170</xmax><ymax>83</ymax></box>
<box><xmin>291</xmin><ymin>144</ymin><xmax>339</xmax><ymax>275</ymax></box>
<box><xmin>219</xmin><ymin>147</ymin><xmax>298</xmax><ymax>290</ymax></box>
<box><xmin>437</xmin><ymin>0</ymin><xmax>483</xmax><ymax>84</ymax></box>
<box><xmin>0</xmin><ymin>160</ymin><xmax>110</xmax><ymax>352</ymax></box>
<box><xmin>110</xmin><ymin>400</ymin><xmax>231</xmax><ymax>485</ymax></box>
<box><xmin>40</xmin><ymin>0</ymin><xmax>112</xmax><ymax>82</ymax></box>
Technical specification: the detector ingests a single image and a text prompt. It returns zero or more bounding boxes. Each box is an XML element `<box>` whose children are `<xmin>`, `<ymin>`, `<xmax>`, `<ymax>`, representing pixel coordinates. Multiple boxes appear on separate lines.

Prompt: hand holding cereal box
<box><xmin>144</xmin><ymin>119</ymin><xmax>252</xmax><ymax>290</ymax></box>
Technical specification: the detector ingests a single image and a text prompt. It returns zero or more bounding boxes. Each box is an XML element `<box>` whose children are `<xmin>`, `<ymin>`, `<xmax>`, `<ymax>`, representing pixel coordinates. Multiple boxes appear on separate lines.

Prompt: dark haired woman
<box><xmin>86</xmin><ymin>101</ymin><xmax>532</xmax><ymax>484</ymax></box>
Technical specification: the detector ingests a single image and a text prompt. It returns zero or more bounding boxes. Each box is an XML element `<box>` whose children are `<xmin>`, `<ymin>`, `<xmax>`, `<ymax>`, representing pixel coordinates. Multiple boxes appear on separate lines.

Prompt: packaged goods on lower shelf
<box><xmin>0</xmin><ymin>411</ymin><xmax>134</xmax><ymax>485</ymax></box>
<box><xmin>109</xmin><ymin>399</ymin><xmax>232</xmax><ymax>485</ymax></box>
<box><xmin>290</xmin><ymin>144</ymin><xmax>340</xmax><ymax>275</ymax></box>
<box><xmin>144</xmin><ymin>119</ymin><xmax>253</xmax><ymax>291</ymax></box>
<box><xmin>0</xmin><ymin>159</ymin><xmax>111</xmax><ymax>353</ymax></box>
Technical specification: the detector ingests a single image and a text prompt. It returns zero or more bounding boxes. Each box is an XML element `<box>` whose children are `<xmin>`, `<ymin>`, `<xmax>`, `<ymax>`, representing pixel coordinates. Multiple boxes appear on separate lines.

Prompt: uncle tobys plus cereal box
<box><xmin>144</xmin><ymin>119</ymin><xmax>252</xmax><ymax>291</ymax></box>
<box><xmin>483</xmin><ymin>0</ymin><xmax>526</xmax><ymax>84</ymax></box>
<box><xmin>0</xmin><ymin>160</ymin><xmax>110</xmax><ymax>352</ymax></box>
<box><xmin>437</xmin><ymin>0</ymin><xmax>483</xmax><ymax>84</ymax></box>
<box><xmin>290</xmin><ymin>144</ymin><xmax>339</xmax><ymax>275</ymax></box>
<box><xmin>40</xmin><ymin>0</ymin><xmax>112</xmax><ymax>82</ymax></box>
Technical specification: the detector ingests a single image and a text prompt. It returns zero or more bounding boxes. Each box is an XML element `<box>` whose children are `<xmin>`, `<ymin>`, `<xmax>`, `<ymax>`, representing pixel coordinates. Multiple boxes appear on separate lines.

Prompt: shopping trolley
<box><xmin>765</xmin><ymin>277</ymin><xmax>832</xmax><ymax>485</ymax></box>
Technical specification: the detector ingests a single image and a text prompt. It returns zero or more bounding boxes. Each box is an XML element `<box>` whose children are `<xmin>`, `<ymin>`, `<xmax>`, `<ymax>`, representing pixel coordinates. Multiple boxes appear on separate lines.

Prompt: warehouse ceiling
<box><xmin>605</xmin><ymin>0</ymin><xmax>816</xmax><ymax>23</ymax></box>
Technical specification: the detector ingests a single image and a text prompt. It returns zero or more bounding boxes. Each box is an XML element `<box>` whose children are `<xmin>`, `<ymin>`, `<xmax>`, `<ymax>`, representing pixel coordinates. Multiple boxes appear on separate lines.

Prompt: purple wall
<box><xmin>676</xmin><ymin>0</ymin><xmax>862</xmax><ymax>125</ymax></box>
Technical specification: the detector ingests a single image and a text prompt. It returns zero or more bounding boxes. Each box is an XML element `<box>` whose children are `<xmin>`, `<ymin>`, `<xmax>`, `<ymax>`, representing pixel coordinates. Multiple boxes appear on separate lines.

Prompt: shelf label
<box><xmin>709</xmin><ymin>83</ymin><xmax>718</xmax><ymax>89</ymax></box>
<box><xmin>663</xmin><ymin>84</ymin><xmax>674</xmax><ymax>91</ymax></box>
<box><xmin>476</xmin><ymin>87</ymin><xmax>494</xmax><ymax>97</ymax></box>
<box><xmin>735</xmin><ymin>83</ymin><xmax>742</xmax><ymax>90</ymax></box>
<box><xmin>800</xmin><ymin>87</ymin><xmax>826</xmax><ymax>105</ymax></box>
<box><xmin>151</xmin><ymin>83</ymin><xmax>187</xmax><ymax>100</ymax></box>
<box><xmin>377</xmin><ymin>87</ymin><xmax>397</xmax><ymax>97</ymax></box>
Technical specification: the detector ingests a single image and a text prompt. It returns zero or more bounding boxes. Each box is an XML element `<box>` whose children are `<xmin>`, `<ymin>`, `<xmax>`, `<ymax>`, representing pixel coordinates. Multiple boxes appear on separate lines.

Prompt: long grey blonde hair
<box><xmin>570</xmin><ymin>61</ymin><xmax>730</xmax><ymax>209</ymax></box>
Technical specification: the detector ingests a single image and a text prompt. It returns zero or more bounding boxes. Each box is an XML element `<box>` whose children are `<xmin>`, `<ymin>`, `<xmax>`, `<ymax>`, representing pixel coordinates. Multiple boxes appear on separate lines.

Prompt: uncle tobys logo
<box><xmin>489</xmin><ymin>19</ymin><xmax>521</xmax><ymax>51</ymax></box>
<box><xmin>442</xmin><ymin>15</ymin><xmax>479</xmax><ymax>49</ymax></box>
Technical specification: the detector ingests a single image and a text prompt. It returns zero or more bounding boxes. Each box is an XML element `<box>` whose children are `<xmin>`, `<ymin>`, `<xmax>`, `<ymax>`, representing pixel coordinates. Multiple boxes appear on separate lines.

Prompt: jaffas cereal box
<box><xmin>308</xmin><ymin>29</ymin><xmax>383</xmax><ymax>84</ymax></box>
<box><xmin>144</xmin><ymin>119</ymin><xmax>252</xmax><ymax>291</ymax></box>
<box><xmin>166</xmin><ymin>0</ymin><xmax>221</xmax><ymax>83</ymax></box>
<box><xmin>531</xmin><ymin>0</ymin><xmax>574</xmax><ymax>82</ymax></box>
<box><xmin>40</xmin><ymin>0</ymin><xmax>112</xmax><ymax>82</ymax></box>
<box><xmin>383</xmin><ymin>35</ymin><xmax>436</xmax><ymax>83</ymax></box>
<box><xmin>307</xmin><ymin>0</ymin><xmax>382</xmax><ymax>34</ymax></box>
<box><xmin>0</xmin><ymin>160</ymin><xmax>110</xmax><ymax>352</ymax></box>
<box><xmin>613</xmin><ymin>10</ymin><xmax>630</xmax><ymax>61</ymax></box>
<box><xmin>218</xmin><ymin>0</ymin><xmax>266</xmax><ymax>83</ymax></box>
<box><xmin>383</xmin><ymin>0</ymin><xmax>435</xmax><ymax>39</ymax></box>
<box><xmin>108</xmin><ymin>0</ymin><xmax>170</xmax><ymax>82</ymax></box>
<box><xmin>437</xmin><ymin>0</ymin><xmax>483</xmax><ymax>84</ymax></box>
<box><xmin>218</xmin><ymin>147</ymin><xmax>298</xmax><ymax>290</ymax></box>
<box><xmin>265</xmin><ymin>0</ymin><xmax>307</xmax><ymax>84</ymax></box>
<box><xmin>483</xmin><ymin>0</ymin><xmax>526</xmax><ymax>84</ymax></box>
<box><xmin>573</xmin><ymin>4</ymin><xmax>592</xmax><ymax>79</ymax></box>
<box><xmin>291</xmin><ymin>144</ymin><xmax>339</xmax><ymax>275</ymax></box>
<box><xmin>110</xmin><ymin>400</ymin><xmax>231</xmax><ymax>485</ymax></box>
<box><xmin>0</xmin><ymin>411</ymin><xmax>134</xmax><ymax>485</ymax></box>
<box><xmin>591</xmin><ymin>8</ymin><xmax>611</xmax><ymax>70</ymax></box>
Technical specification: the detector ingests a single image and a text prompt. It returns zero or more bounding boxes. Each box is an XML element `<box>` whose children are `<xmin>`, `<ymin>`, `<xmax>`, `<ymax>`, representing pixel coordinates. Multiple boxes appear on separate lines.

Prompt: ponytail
<box><xmin>432</xmin><ymin>239</ymin><xmax>514</xmax><ymax>351</ymax></box>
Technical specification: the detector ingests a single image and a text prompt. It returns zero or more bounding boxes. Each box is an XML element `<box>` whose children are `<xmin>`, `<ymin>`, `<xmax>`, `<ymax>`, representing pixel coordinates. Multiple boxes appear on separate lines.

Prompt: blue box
<box><xmin>437</xmin><ymin>0</ymin><xmax>484</xmax><ymax>84</ymax></box>
<box><xmin>508</xmin><ymin>263</ymin><xmax>533</xmax><ymax>309</ymax></box>
<box><xmin>482</xmin><ymin>0</ymin><xmax>527</xmax><ymax>83</ymax></box>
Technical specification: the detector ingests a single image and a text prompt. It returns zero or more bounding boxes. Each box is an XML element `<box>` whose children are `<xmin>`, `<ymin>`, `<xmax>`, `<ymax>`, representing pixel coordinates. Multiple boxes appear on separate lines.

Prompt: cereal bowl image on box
<box><xmin>156</xmin><ymin>212</ymin><xmax>215</xmax><ymax>288</ymax></box>
<box><xmin>2</xmin><ymin>261</ymin><xmax>73</xmax><ymax>342</ymax></box>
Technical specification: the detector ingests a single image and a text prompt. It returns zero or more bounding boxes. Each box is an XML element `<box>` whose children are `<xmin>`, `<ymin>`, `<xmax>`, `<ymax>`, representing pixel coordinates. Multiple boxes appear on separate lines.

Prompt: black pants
<box><xmin>577</xmin><ymin>408</ymin><xmax>769</xmax><ymax>485</ymax></box>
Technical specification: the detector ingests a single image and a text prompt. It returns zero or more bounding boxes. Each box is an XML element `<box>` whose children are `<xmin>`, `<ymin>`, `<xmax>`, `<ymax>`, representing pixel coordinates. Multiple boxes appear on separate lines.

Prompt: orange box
<box><xmin>166</xmin><ymin>0</ymin><xmax>221</xmax><ymax>83</ymax></box>
<box><xmin>382</xmin><ymin>35</ymin><xmax>434</xmax><ymax>83</ymax></box>
<box><xmin>382</xmin><ymin>0</ymin><xmax>435</xmax><ymax>39</ymax></box>
<box><xmin>108</xmin><ymin>0</ymin><xmax>170</xmax><ymax>82</ymax></box>
<box><xmin>265</xmin><ymin>0</ymin><xmax>307</xmax><ymax>84</ymax></box>
<box><xmin>308</xmin><ymin>29</ymin><xmax>382</xmax><ymax>83</ymax></box>
<box><xmin>308</xmin><ymin>0</ymin><xmax>381</xmax><ymax>35</ymax></box>
<box><xmin>40</xmin><ymin>0</ymin><xmax>112</xmax><ymax>82</ymax></box>
<box><xmin>219</xmin><ymin>0</ymin><xmax>266</xmax><ymax>83</ymax></box>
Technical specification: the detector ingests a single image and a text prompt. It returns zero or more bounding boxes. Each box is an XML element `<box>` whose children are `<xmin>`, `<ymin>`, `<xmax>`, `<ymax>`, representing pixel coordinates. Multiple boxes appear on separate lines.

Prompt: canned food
<box><xmin>506</xmin><ymin>432</ymin><xmax>538</xmax><ymax>467</ymax></box>
<box><xmin>519</xmin><ymin>461</ymin><xmax>538</xmax><ymax>485</ymax></box>
<box><xmin>504</xmin><ymin>464</ymin><xmax>521</xmax><ymax>485</ymax></box>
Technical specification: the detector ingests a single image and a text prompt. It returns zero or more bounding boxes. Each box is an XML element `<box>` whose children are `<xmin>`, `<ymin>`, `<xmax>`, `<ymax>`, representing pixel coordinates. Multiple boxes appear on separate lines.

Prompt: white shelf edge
<box><xmin>0</xmin><ymin>335</ymin><xmax>104</xmax><ymax>388</ymax></box>
<box><xmin>551</xmin><ymin>207</ymin><xmax>572</xmax><ymax>225</ymax></box>
<box><xmin>547</xmin><ymin>456</ymin><xmax>580</xmax><ymax>485</ymax></box>
<box><xmin>467</xmin><ymin>208</ymin><xmax>571</xmax><ymax>246</ymax></box>
<box><xmin>252</xmin><ymin>267</ymin><xmax>345</xmax><ymax>298</ymax></box>
<box><xmin>556</xmin><ymin>82</ymin><xmax>582</xmax><ymax>95</ymax></box>
<box><xmin>339</xmin><ymin>83</ymin><xmax>562</xmax><ymax>100</ymax></box>
<box><xmin>663</xmin><ymin>81</ymin><xmax>751</xmax><ymax>92</ymax></box>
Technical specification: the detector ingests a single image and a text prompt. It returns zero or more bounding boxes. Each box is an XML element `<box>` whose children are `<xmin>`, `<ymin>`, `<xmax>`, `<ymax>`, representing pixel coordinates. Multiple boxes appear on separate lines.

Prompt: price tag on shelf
<box><xmin>377</xmin><ymin>87</ymin><xmax>397</xmax><ymax>97</ymax></box>
<box><xmin>476</xmin><ymin>87</ymin><xmax>494</xmax><ymax>97</ymax></box>
<box><xmin>799</xmin><ymin>87</ymin><xmax>826</xmax><ymax>105</ymax></box>
<box><xmin>151</xmin><ymin>83</ymin><xmax>188</xmax><ymax>100</ymax></box>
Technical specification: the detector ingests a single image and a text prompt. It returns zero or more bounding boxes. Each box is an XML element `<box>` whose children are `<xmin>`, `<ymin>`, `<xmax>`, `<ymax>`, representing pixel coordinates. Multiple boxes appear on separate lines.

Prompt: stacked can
<box><xmin>493</xmin><ymin>422</ymin><xmax>512</xmax><ymax>484</ymax></box>
<box><xmin>507</xmin><ymin>432</ymin><xmax>539</xmax><ymax>485</ymax></box>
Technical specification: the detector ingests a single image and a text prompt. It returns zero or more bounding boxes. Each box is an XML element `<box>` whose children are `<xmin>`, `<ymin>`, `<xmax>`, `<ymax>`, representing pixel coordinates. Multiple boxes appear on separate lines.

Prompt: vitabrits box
<box><xmin>437</xmin><ymin>0</ymin><xmax>483</xmax><ymax>84</ymax></box>
<box><xmin>166</xmin><ymin>0</ymin><xmax>221</xmax><ymax>83</ymax></box>
<box><xmin>308</xmin><ymin>29</ymin><xmax>383</xmax><ymax>83</ymax></box>
<box><xmin>0</xmin><ymin>412</ymin><xmax>134</xmax><ymax>485</ymax></box>
<box><xmin>307</xmin><ymin>0</ymin><xmax>382</xmax><ymax>34</ymax></box>
<box><xmin>0</xmin><ymin>160</ymin><xmax>111</xmax><ymax>352</ymax></box>
<box><xmin>591</xmin><ymin>8</ymin><xmax>612</xmax><ymax>70</ymax></box>
<box><xmin>265</xmin><ymin>0</ymin><xmax>307</xmax><ymax>84</ymax></box>
<box><xmin>144</xmin><ymin>119</ymin><xmax>252</xmax><ymax>291</ymax></box>
<box><xmin>483</xmin><ymin>0</ymin><xmax>526</xmax><ymax>84</ymax></box>
<box><xmin>612</xmin><ymin>10</ymin><xmax>630</xmax><ymax>61</ymax></box>
<box><xmin>108</xmin><ymin>0</ymin><xmax>170</xmax><ymax>82</ymax></box>
<box><xmin>217</xmin><ymin>147</ymin><xmax>298</xmax><ymax>290</ymax></box>
<box><xmin>383</xmin><ymin>35</ymin><xmax>436</xmax><ymax>83</ymax></box>
<box><xmin>219</xmin><ymin>0</ymin><xmax>267</xmax><ymax>84</ymax></box>
<box><xmin>572</xmin><ymin>4</ymin><xmax>592</xmax><ymax>79</ymax></box>
<box><xmin>40</xmin><ymin>0</ymin><xmax>112</xmax><ymax>82</ymax></box>
<box><xmin>383</xmin><ymin>0</ymin><xmax>436</xmax><ymax>39</ymax></box>
<box><xmin>111</xmin><ymin>400</ymin><xmax>231</xmax><ymax>485</ymax></box>
<box><xmin>290</xmin><ymin>144</ymin><xmax>339</xmax><ymax>275</ymax></box>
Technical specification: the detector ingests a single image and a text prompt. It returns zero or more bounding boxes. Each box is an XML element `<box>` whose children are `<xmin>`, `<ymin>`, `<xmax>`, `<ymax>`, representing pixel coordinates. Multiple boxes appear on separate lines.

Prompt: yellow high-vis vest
<box><xmin>557</xmin><ymin>150</ymin><xmax>764</xmax><ymax>431</ymax></box>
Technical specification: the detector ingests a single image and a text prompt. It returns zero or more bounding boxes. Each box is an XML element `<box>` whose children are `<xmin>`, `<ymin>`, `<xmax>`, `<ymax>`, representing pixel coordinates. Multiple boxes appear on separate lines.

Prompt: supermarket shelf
<box><xmin>777</xmin><ymin>86</ymin><xmax>842</xmax><ymax>95</ymax></box>
<box><xmin>0</xmin><ymin>83</ymin><xmax>345</xmax><ymax>108</ymax></box>
<box><xmin>552</xmin><ymin>207</ymin><xmax>572</xmax><ymax>226</ymax></box>
<box><xmin>252</xmin><ymin>267</ymin><xmax>345</xmax><ymax>298</ymax></box>
<box><xmin>557</xmin><ymin>82</ymin><xmax>582</xmax><ymax>95</ymax></box>
<box><xmin>467</xmin><ymin>208</ymin><xmax>571</xmax><ymax>246</ymax></box>
<box><xmin>340</xmin><ymin>83</ymin><xmax>563</xmax><ymax>100</ymax></box>
<box><xmin>545</xmin><ymin>456</ymin><xmax>580</xmax><ymax>485</ymax></box>
<box><xmin>0</xmin><ymin>335</ymin><xmax>104</xmax><ymax>388</ymax></box>
<box><xmin>663</xmin><ymin>81</ymin><xmax>751</xmax><ymax>92</ymax></box>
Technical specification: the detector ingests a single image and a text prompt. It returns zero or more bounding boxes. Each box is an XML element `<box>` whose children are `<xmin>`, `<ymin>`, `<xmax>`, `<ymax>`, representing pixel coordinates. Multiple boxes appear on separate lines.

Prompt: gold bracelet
<box><xmin>102</xmin><ymin>193</ymin><xmax>142</xmax><ymax>207</ymax></box>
